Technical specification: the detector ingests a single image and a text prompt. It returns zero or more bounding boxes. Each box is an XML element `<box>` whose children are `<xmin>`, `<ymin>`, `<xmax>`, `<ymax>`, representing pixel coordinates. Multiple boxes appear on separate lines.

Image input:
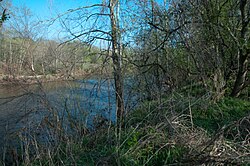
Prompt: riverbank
<box><xmin>0</xmin><ymin>78</ymin><xmax>249</xmax><ymax>165</ymax></box>
<box><xmin>0</xmin><ymin>68</ymin><xmax>113</xmax><ymax>85</ymax></box>
<box><xmin>0</xmin><ymin>72</ymin><xmax>100</xmax><ymax>85</ymax></box>
<box><xmin>0</xmin><ymin>74</ymin><xmax>72</xmax><ymax>85</ymax></box>
<box><xmin>17</xmin><ymin>92</ymin><xmax>250</xmax><ymax>165</ymax></box>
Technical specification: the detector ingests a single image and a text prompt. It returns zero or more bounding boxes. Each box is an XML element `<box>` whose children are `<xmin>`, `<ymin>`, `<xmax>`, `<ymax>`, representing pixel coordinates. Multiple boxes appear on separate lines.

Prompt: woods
<box><xmin>0</xmin><ymin>0</ymin><xmax>249</xmax><ymax>165</ymax></box>
<box><xmin>1</xmin><ymin>0</ymin><xmax>249</xmax><ymax>97</ymax></box>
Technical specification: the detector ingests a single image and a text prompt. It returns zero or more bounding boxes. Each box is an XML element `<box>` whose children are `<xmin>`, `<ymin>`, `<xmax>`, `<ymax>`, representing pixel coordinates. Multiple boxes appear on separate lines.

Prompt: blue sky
<box><xmin>11</xmin><ymin>0</ymin><xmax>102</xmax><ymax>39</ymax></box>
<box><xmin>12</xmin><ymin>0</ymin><xmax>101</xmax><ymax>19</ymax></box>
<box><xmin>10</xmin><ymin>0</ymin><xmax>168</xmax><ymax>41</ymax></box>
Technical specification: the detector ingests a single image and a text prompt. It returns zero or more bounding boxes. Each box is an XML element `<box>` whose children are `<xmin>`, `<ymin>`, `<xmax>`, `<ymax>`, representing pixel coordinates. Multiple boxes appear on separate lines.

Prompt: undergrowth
<box><xmin>3</xmin><ymin>87</ymin><xmax>249</xmax><ymax>166</ymax></box>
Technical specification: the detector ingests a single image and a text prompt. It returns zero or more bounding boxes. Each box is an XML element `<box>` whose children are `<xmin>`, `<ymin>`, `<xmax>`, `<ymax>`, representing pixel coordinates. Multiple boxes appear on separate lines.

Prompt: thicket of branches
<box><xmin>0</xmin><ymin>0</ymin><xmax>249</xmax><ymax>165</ymax></box>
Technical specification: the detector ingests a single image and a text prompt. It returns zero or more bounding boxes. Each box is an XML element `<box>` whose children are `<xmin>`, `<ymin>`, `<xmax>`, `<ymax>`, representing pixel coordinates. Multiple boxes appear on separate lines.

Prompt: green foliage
<box><xmin>121</xmin><ymin>142</ymin><xmax>187</xmax><ymax>166</ymax></box>
<box><xmin>118</xmin><ymin>126</ymin><xmax>187</xmax><ymax>166</ymax></box>
<box><xmin>193</xmin><ymin>97</ymin><xmax>250</xmax><ymax>133</ymax></box>
<box><xmin>0</xmin><ymin>8</ymin><xmax>9</xmax><ymax>25</ymax></box>
<box><xmin>31</xmin><ymin>133</ymin><xmax>116</xmax><ymax>166</ymax></box>
<box><xmin>161</xmin><ymin>145</ymin><xmax>187</xmax><ymax>165</ymax></box>
<box><xmin>26</xmin><ymin>92</ymin><xmax>249</xmax><ymax>166</ymax></box>
<box><xmin>174</xmin><ymin>85</ymin><xmax>249</xmax><ymax>134</ymax></box>
<box><xmin>179</xmin><ymin>83</ymin><xmax>208</xmax><ymax>97</ymax></box>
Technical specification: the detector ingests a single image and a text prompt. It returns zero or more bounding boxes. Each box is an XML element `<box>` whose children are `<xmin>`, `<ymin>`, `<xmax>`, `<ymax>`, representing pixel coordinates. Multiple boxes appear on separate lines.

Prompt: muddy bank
<box><xmin>0</xmin><ymin>74</ymin><xmax>76</xmax><ymax>85</ymax></box>
<box><xmin>0</xmin><ymin>66</ymin><xmax>111</xmax><ymax>85</ymax></box>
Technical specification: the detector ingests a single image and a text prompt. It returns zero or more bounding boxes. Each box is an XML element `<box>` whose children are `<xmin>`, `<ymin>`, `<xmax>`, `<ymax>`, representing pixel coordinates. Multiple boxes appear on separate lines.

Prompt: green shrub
<box><xmin>193</xmin><ymin>97</ymin><xmax>250</xmax><ymax>132</ymax></box>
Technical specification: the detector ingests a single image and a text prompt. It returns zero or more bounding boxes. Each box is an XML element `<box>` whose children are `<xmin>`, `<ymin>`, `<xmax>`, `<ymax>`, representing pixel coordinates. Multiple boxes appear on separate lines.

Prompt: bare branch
<box><xmin>47</xmin><ymin>4</ymin><xmax>107</xmax><ymax>26</ymax></box>
<box><xmin>58</xmin><ymin>29</ymin><xmax>111</xmax><ymax>46</ymax></box>
<box><xmin>85</xmin><ymin>13</ymin><xmax>110</xmax><ymax>21</ymax></box>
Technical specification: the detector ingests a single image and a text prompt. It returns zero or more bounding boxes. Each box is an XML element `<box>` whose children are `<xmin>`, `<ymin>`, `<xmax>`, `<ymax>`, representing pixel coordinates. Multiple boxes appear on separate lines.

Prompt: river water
<box><xmin>0</xmin><ymin>78</ymin><xmax>139</xmax><ymax>161</ymax></box>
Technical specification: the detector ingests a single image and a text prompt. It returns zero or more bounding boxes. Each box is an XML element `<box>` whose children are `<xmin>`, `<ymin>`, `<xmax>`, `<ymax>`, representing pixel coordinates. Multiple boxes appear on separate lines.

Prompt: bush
<box><xmin>193</xmin><ymin>97</ymin><xmax>250</xmax><ymax>133</ymax></box>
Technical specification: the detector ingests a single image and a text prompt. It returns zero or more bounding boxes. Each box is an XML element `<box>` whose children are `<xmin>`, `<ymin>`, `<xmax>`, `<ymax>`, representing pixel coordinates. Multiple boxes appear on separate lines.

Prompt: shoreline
<box><xmin>0</xmin><ymin>73</ymin><xmax>101</xmax><ymax>85</ymax></box>
<box><xmin>0</xmin><ymin>74</ymin><xmax>74</xmax><ymax>85</ymax></box>
<box><xmin>0</xmin><ymin>69</ymin><xmax>113</xmax><ymax>85</ymax></box>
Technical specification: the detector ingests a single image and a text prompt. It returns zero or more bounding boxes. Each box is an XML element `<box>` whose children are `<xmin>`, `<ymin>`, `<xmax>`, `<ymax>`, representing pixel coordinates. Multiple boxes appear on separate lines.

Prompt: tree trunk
<box><xmin>231</xmin><ymin>0</ymin><xmax>249</xmax><ymax>97</ymax></box>
<box><xmin>109</xmin><ymin>0</ymin><xmax>125</xmax><ymax>125</ymax></box>
<box><xmin>213</xmin><ymin>68</ymin><xmax>225</xmax><ymax>101</ymax></box>
<box><xmin>231</xmin><ymin>50</ymin><xmax>249</xmax><ymax>97</ymax></box>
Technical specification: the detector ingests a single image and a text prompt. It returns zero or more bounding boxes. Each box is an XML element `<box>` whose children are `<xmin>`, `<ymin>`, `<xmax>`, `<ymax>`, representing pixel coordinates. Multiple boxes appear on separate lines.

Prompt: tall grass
<box><xmin>1</xmin><ymin>84</ymin><xmax>249</xmax><ymax>166</ymax></box>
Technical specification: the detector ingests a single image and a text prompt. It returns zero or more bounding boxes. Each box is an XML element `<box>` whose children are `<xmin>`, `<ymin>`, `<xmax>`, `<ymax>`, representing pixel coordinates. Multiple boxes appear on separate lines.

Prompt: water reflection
<box><xmin>0</xmin><ymin>78</ymin><xmax>138</xmax><ymax>156</ymax></box>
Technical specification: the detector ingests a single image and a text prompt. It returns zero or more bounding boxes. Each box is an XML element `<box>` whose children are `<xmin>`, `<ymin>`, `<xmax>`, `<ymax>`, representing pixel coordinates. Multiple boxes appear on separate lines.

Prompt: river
<box><xmin>0</xmin><ymin>78</ymin><xmax>139</xmax><ymax>162</ymax></box>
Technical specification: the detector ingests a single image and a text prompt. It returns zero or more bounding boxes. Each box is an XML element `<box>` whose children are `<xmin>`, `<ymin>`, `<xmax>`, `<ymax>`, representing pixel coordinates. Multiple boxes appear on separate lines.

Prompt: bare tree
<box><xmin>7</xmin><ymin>6</ymin><xmax>45</xmax><ymax>75</ymax></box>
<box><xmin>230</xmin><ymin>0</ymin><xmax>250</xmax><ymax>97</ymax></box>
<box><xmin>58</xmin><ymin>0</ymin><xmax>125</xmax><ymax>124</ymax></box>
<box><xmin>109</xmin><ymin>0</ymin><xmax>124</xmax><ymax>125</ymax></box>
